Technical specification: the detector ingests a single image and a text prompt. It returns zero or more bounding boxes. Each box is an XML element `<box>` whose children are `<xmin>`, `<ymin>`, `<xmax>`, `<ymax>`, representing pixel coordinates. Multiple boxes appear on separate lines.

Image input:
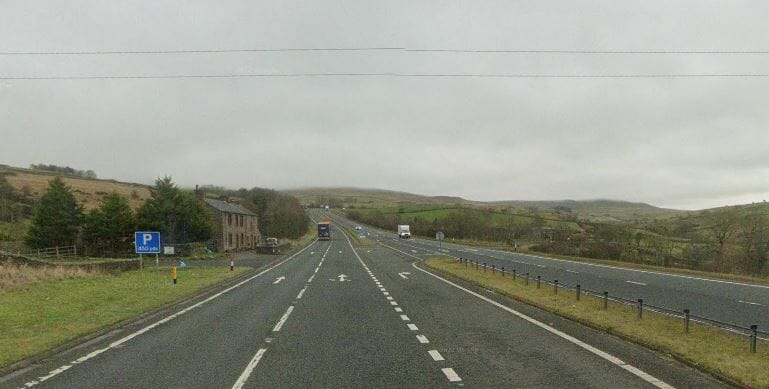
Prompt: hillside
<box><xmin>0</xmin><ymin>165</ymin><xmax>150</xmax><ymax>210</ymax></box>
<box><xmin>285</xmin><ymin>187</ymin><xmax>683</xmax><ymax>222</ymax></box>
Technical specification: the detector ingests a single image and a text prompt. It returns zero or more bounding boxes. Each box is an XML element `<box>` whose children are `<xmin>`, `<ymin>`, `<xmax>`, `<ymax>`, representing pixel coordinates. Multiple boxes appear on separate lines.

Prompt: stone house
<box><xmin>196</xmin><ymin>187</ymin><xmax>260</xmax><ymax>252</ymax></box>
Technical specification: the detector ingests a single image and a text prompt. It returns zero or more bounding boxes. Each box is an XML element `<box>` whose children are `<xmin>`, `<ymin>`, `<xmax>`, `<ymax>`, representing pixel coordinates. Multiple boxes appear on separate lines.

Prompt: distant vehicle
<box><xmin>397</xmin><ymin>225</ymin><xmax>411</xmax><ymax>239</ymax></box>
<box><xmin>325</xmin><ymin>205</ymin><xmax>330</xmax><ymax>210</ymax></box>
<box><xmin>355</xmin><ymin>226</ymin><xmax>361</xmax><ymax>230</ymax></box>
<box><xmin>318</xmin><ymin>220</ymin><xmax>332</xmax><ymax>240</ymax></box>
<box><xmin>265</xmin><ymin>237</ymin><xmax>278</xmax><ymax>247</ymax></box>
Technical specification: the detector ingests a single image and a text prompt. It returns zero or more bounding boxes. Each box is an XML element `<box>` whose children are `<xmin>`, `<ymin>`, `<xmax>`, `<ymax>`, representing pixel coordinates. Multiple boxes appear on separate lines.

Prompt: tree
<box><xmin>83</xmin><ymin>192</ymin><xmax>135</xmax><ymax>257</ymax></box>
<box><xmin>136</xmin><ymin>177</ymin><xmax>211</xmax><ymax>244</ymax></box>
<box><xmin>705</xmin><ymin>207</ymin><xmax>739</xmax><ymax>272</ymax></box>
<box><xmin>25</xmin><ymin>177</ymin><xmax>84</xmax><ymax>248</ymax></box>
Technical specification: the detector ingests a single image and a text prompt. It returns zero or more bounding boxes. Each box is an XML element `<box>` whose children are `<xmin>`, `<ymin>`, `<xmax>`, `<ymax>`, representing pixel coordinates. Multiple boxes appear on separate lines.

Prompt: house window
<box><xmin>228</xmin><ymin>233</ymin><xmax>232</xmax><ymax>246</ymax></box>
<box><xmin>227</xmin><ymin>213</ymin><xmax>232</xmax><ymax>226</ymax></box>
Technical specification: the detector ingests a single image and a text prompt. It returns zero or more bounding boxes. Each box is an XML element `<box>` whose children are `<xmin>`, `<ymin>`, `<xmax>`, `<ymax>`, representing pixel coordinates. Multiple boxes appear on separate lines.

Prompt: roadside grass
<box><xmin>0</xmin><ymin>261</ymin><xmax>102</xmax><ymax>292</ymax></box>
<box><xmin>0</xmin><ymin>265</ymin><xmax>248</xmax><ymax>368</ymax></box>
<box><xmin>425</xmin><ymin>257</ymin><xmax>769</xmax><ymax>388</ymax></box>
<box><xmin>337</xmin><ymin>223</ymin><xmax>374</xmax><ymax>247</ymax></box>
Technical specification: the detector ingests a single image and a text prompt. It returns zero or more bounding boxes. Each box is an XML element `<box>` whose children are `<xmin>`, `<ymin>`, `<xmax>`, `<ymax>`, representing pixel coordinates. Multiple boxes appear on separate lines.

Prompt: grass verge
<box><xmin>0</xmin><ymin>265</ymin><xmax>248</xmax><ymax>368</ymax></box>
<box><xmin>424</xmin><ymin>257</ymin><xmax>769</xmax><ymax>388</ymax></box>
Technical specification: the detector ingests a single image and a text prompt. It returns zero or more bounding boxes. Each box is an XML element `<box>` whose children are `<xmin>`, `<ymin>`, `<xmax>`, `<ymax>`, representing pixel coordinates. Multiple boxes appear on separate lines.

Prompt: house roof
<box><xmin>203</xmin><ymin>198</ymin><xmax>257</xmax><ymax>216</ymax></box>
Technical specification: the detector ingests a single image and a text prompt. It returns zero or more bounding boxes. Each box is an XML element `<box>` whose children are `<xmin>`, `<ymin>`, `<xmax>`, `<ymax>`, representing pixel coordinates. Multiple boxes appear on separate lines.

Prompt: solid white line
<box><xmin>231</xmin><ymin>348</ymin><xmax>267</xmax><ymax>389</ymax></box>
<box><xmin>412</xmin><ymin>261</ymin><xmax>674</xmax><ymax>389</ymax></box>
<box><xmin>400</xmin><ymin>315</ymin><xmax>410</xmax><ymax>321</ymax></box>
<box><xmin>21</xmin><ymin>240</ymin><xmax>317</xmax><ymax>388</ymax></box>
<box><xmin>272</xmin><ymin>306</ymin><xmax>295</xmax><ymax>332</ymax></box>
<box><xmin>416</xmin><ymin>335</ymin><xmax>429</xmax><ymax>344</ymax></box>
<box><xmin>626</xmin><ymin>281</ymin><xmax>647</xmax><ymax>286</ymax></box>
<box><xmin>428</xmin><ymin>350</ymin><xmax>445</xmax><ymax>361</ymax></box>
<box><xmin>441</xmin><ymin>368</ymin><xmax>462</xmax><ymax>382</ymax></box>
<box><xmin>408</xmin><ymin>324</ymin><xmax>419</xmax><ymax>331</ymax></box>
<box><xmin>296</xmin><ymin>287</ymin><xmax>307</xmax><ymax>299</ymax></box>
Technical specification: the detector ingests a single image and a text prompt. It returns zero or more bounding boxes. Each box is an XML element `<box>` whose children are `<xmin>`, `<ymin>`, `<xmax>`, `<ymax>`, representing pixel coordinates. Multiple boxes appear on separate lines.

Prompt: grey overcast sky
<box><xmin>2</xmin><ymin>1</ymin><xmax>769</xmax><ymax>210</ymax></box>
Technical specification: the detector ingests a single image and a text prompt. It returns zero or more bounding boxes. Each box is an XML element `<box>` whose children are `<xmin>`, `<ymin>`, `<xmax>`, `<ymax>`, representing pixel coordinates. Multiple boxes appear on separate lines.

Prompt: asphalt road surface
<box><xmin>335</xmin><ymin>213</ymin><xmax>769</xmax><ymax>334</ymax></box>
<box><xmin>3</xmin><ymin>218</ymin><xmax>727</xmax><ymax>388</ymax></box>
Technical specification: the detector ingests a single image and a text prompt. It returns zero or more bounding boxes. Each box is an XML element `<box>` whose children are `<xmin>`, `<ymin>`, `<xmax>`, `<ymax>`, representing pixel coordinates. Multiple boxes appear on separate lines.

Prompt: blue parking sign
<box><xmin>135</xmin><ymin>231</ymin><xmax>161</xmax><ymax>254</ymax></box>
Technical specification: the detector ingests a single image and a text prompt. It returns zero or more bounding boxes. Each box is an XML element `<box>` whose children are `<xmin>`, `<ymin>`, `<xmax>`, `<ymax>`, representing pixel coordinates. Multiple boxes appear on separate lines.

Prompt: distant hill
<box><xmin>284</xmin><ymin>187</ymin><xmax>683</xmax><ymax>222</ymax></box>
<box><xmin>0</xmin><ymin>164</ymin><xmax>150</xmax><ymax>210</ymax></box>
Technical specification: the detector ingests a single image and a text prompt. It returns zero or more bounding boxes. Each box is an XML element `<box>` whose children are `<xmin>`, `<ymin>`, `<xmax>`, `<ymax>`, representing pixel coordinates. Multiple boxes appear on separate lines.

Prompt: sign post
<box><xmin>436</xmin><ymin>231</ymin><xmax>445</xmax><ymax>250</ymax></box>
<box><xmin>135</xmin><ymin>231</ymin><xmax>161</xmax><ymax>277</ymax></box>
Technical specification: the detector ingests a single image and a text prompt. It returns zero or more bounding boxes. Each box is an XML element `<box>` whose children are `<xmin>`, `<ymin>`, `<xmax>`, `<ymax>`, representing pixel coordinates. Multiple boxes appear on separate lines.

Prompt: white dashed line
<box><xmin>442</xmin><ymin>368</ymin><xmax>462</xmax><ymax>382</ymax></box>
<box><xmin>390</xmin><ymin>301</ymin><xmax>398</xmax><ymax>306</ymax></box>
<box><xmin>394</xmin><ymin>307</ymin><xmax>403</xmax><ymax>312</ymax></box>
<box><xmin>387</xmin><ymin>296</ymin><xmax>394</xmax><ymax>301</ymax></box>
<box><xmin>380</xmin><ymin>288</ymin><xmax>386</xmax><ymax>291</ymax></box>
<box><xmin>307</xmin><ymin>275</ymin><xmax>315</xmax><ymax>283</ymax></box>
<box><xmin>738</xmin><ymin>300</ymin><xmax>765</xmax><ymax>306</ymax></box>
<box><xmin>400</xmin><ymin>315</ymin><xmax>410</xmax><ymax>321</ymax></box>
<box><xmin>626</xmin><ymin>281</ymin><xmax>647</xmax><ymax>286</ymax></box>
<box><xmin>383</xmin><ymin>292</ymin><xmax>390</xmax><ymax>296</ymax></box>
<box><xmin>232</xmin><ymin>348</ymin><xmax>267</xmax><ymax>389</ymax></box>
<box><xmin>566</xmin><ymin>269</ymin><xmax>578</xmax><ymax>274</ymax></box>
<box><xmin>407</xmin><ymin>324</ymin><xmax>419</xmax><ymax>331</ymax></box>
<box><xmin>296</xmin><ymin>287</ymin><xmax>307</xmax><ymax>299</ymax></box>
<box><xmin>416</xmin><ymin>335</ymin><xmax>429</xmax><ymax>344</ymax></box>
<box><xmin>272</xmin><ymin>306</ymin><xmax>295</xmax><ymax>332</ymax></box>
<box><xmin>428</xmin><ymin>350</ymin><xmax>445</xmax><ymax>361</ymax></box>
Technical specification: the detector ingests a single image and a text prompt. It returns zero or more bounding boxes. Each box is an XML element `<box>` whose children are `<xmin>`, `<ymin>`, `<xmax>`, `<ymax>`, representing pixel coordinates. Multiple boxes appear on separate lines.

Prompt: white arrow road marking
<box><xmin>273</xmin><ymin>276</ymin><xmax>286</xmax><ymax>284</ymax></box>
<box><xmin>398</xmin><ymin>272</ymin><xmax>411</xmax><ymax>279</ymax></box>
<box><xmin>337</xmin><ymin>274</ymin><xmax>349</xmax><ymax>282</ymax></box>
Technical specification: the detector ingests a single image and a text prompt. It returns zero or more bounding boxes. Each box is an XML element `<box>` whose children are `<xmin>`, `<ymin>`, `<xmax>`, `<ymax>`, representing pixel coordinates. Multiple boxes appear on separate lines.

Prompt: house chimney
<box><xmin>194</xmin><ymin>184</ymin><xmax>205</xmax><ymax>201</ymax></box>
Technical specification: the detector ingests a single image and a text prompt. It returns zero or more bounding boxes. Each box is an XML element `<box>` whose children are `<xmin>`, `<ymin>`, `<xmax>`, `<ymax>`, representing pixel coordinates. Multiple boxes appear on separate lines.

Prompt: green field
<box><xmin>425</xmin><ymin>257</ymin><xmax>769</xmax><ymax>388</ymax></box>
<box><xmin>0</xmin><ymin>265</ymin><xmax>248</xmax><ymax>368</ymax></box>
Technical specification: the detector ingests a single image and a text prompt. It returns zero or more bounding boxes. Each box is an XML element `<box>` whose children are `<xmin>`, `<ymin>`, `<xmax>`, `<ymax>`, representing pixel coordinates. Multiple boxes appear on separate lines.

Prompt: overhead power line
<box><xmin>407</xmin><ymin>49</ymin><xmax>769</xmax><ymax>54</ymax></box>
<box><xmin>0</xmin><ymin>47</ymin><xmax>405</xmax><ymax>55</ymax></box>
<box><xmin>2</xmin><ymin>47</ymin><xmax>769</xmax><ymax>56</ymax></box>
<box><xmin>3</xmin><ymin>72</ymin><xmax>769</xmax><ymax>80</ymax></box>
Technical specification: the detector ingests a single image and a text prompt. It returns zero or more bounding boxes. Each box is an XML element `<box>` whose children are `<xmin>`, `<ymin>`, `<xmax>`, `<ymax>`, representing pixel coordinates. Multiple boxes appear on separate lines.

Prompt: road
<box><xmin>338</xmin><ymin>214</ymin><xmax>769</xmax><ymax>334</ymax></box>
<box><xmin>2</xmin><ymin>216</ymin><xmax>726</xmax><ymax>388</ymax></box>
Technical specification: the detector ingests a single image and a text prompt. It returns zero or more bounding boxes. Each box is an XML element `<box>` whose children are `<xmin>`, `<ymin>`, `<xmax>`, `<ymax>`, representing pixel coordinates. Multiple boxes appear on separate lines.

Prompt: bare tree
<box><xmin>705</xmin><ymin>207</ymin><xmax>739</xmax><ymax>272</ymax></box>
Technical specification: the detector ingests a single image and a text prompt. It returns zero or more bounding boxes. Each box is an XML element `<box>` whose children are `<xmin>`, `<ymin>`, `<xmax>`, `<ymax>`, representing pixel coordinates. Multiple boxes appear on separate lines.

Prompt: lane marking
<box><xmin>395</xmin><ymin>307</ymin><xmax>403</xmax><ymax>312</ymax></box>
<box><xmin>407</xmin><ymin>324</ymin><xmax>419</xmax><ymax>331</ymax></box>
<box><xmin>566</xmin><ymin>270</ymin><xmax>579</xmax><ymax>274</ymax></box>
<box><xmin>626</xmin><ymin>281</ymin><xmax>647</xmax><ymax>286</ymax></box>
<box><xmin>738</xmin><ymin>300</ymin><xmax>765</xmax><ymax>306</ymax></box>
<box><xmin>231</xmin><ymin>348</ymin><xmax>267</xmax><ymax>389</ymax></box>
<box><xmin>390</xmin><ymin>301</ymin><xmax>398</xmax><ymax>306</ymax></box>
<box><xmin>272</xmin><ymin>306</ymin><xmax>295</xmax><ymax>332</ymax></box>
<box><xmin>411</xmin><ymin>261</ymin><xmax>674</xmax><ymax>389</ymax></box>
<box><xmin>380</xmin><ymin>288</ymin><xmax>387</xmax><ymax>291</ymax></box>
<box><xmin>428</xmin><ymin>350</ymin><xmax>445</xmax><ymax>361</ymax></box>
<box><xmin>417</xmin><ymin>335</ymin><xmax>429</xmax><ymax>344</ymax></box>
<box><xmin>400</xmin><ymin>315</ymin><xmax>410</xmax><ymax>321</ymax></box>
<box><xmin>441</xmin><ymin>368</ymin><xmax>462</xmax><ymax>382</ymax></box>
<box><xmin>386</xmin><ymin>296</ymin><xmax>394</xmax><ymax>301</ymax></box>
<box><xmin>296</xmin><ymin>287</ymin><xmax>307</xmax><ymax>300</ymax></box>
<box><xmin>383</xmin><ymin>292</ymin><xmax>390</xmax><ymax>296</ymax></box>
<box><xmin>307</xmin><ymin>275</ymin><xmax>315</xmax><ymax>283</ymax></box>
<box><xmin>20</xmin><ymin>240</ymin><xmax>318</xmax><ymax>388</ymax></box>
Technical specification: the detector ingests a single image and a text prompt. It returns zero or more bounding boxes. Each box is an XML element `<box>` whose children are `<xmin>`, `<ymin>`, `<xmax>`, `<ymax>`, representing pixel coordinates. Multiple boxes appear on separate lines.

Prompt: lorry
<box><xmin>397</xmin><ymin>225</ymin><xmax>411</xmax><ymax>239</ymax></box>
<box><xmin>317</xmin><ymin>220</ymin><xmax>332</xmax><ymax>240</ymax></box>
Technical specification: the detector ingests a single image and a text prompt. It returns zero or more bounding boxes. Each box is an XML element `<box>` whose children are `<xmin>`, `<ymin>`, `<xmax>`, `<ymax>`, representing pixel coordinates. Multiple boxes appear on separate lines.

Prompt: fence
<box><xmin>22</xmin><ymin>245</ymin><xmax>78</xmax><ymax>260</ymax></box>
<box><xmin>454</xmin><ymin>256</ymin><xmax>768</xmax><ymax>353</ymax></box>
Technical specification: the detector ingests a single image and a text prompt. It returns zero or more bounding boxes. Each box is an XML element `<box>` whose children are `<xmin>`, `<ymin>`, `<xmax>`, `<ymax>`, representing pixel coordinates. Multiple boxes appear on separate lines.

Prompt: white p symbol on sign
<box><xmin>143</xmin><ymin>234</ymin><xmax>153</xmax><ymax>245</ymax></box>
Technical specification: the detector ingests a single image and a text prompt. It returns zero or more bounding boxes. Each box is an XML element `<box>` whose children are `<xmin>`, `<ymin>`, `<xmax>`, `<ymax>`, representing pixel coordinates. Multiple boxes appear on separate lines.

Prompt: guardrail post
<box><xmin>683</xmin><ymin>309</ymin><xmax>690</xmax><ymax>333</ymax></box>
<box><xmin>576</xmin><ymin>284</ymin><xmax>581</xmax><ymax>301</ymax></box>
<box><xmin>554</xmin><ymin>280</ymin><xmax>558</xmax><ymax>295</ymax></box>
<box><xmin>750</xmin><ymin>325</ymin><xmax>758</xmax><ymax>353</ymax></box>
<box><xmin>603</xmin><ymin>292</ymin><xmax>608</xmax><ymax>310</ymax></box>
<box><xmin>537</xmin><ymin>276</ymin><xmax>541</xmax><ymax>289</ymax></box>
<box><xmin>512</xmin><ymin>269</ymin><xmax>516</xmax><ymax>280</ymax></box>
<box><xmin>525</xmin><ymin>272</ymin><xmax>529</xmax><ymax>285</ymax></box>
<box><xmin>637</xmin><ymin>299</ymin><xmax>644</xmax><ymax>319</ymax></box>
<box><xmin>465</xmin><ymin>258</ymin><xmax>468</xmax><ymax>267</ymax></box>
<box><xmin>501</xmin><ymin>267</ymin><xmax>505</xmax><ymax>277</ymax></box>
<box><xmin>492</xmin><ymin>264</ymin><xmax>495</xmax><ymax>274</ymax></box>
<box><xmin>483</xmin><ymin>263</ymin><xmax>486</xmax><ymax>272</ymax></box>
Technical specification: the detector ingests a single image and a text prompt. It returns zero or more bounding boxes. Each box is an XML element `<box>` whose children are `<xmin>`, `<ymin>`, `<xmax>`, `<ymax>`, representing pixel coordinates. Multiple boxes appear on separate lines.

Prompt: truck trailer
<box><xmin>397</xmin><ymin>225</ymin><xmax>411</xmax><ymax>239</ymax></box>
<box><xmin>317</xmin><ymin>221</ymin><xmax>332</xmax><ymax>240</ymax></box>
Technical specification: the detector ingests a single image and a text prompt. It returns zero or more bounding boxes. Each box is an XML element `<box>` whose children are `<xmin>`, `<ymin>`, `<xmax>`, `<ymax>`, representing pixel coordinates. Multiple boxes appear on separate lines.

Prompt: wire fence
<box><xmin>454</xmin><ymin>256</ymin><xmax>768</xmax><ymax>353</ymax></box>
